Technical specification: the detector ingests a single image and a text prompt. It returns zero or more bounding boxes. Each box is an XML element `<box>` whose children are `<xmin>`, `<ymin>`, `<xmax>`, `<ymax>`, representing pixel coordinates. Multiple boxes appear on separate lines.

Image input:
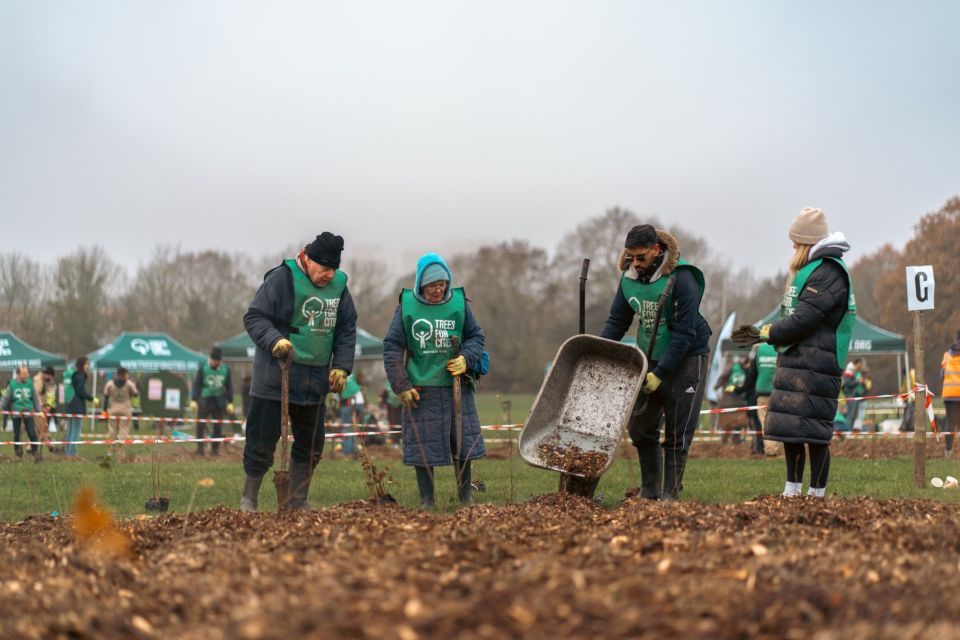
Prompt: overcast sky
<box><xmin>1</xmin><ymin>1</ymin><xmax>958</xmax><ymax>278</ymax></box>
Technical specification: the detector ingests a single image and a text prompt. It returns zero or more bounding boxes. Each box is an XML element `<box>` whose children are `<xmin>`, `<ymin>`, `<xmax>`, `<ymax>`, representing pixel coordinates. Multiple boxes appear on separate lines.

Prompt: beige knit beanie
<box><xmin>788</xmin><ymin>207</ymin><xmax>829</xmax><ymax>245</ymax></box>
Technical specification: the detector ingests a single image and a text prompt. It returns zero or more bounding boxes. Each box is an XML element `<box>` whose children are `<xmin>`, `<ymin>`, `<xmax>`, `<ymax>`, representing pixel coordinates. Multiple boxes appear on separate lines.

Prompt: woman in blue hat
<box><xmin>382</xmin><ymin>253</ymin><xmax>486</xmax><ymax>509</ymax></box>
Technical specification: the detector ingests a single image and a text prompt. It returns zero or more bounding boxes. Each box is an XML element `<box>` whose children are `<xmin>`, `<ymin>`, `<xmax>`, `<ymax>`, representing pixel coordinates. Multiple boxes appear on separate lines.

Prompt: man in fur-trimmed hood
<box><xmin>601</xmin><ymin>224</ymin><xmax>712</xmax><ymax>500</ymax></box>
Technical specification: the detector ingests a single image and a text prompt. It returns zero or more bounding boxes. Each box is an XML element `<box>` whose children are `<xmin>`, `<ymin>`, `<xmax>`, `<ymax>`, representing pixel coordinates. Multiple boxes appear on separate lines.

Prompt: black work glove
<box><xmin>731</xmin><ymin>324</ymin><xmax>762</xmax><ymax>346</ymax></box>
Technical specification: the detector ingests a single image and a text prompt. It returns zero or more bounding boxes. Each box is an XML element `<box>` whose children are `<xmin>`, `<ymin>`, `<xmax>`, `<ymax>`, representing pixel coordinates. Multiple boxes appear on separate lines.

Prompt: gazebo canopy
<box><xmin>0</xmin><ymin>331</ymin><xmax>67</xmax><ymax>370</ymax></box>
<box><xmin>87</xmin><ymin>332</ymin><xmax>207</xmax><ymax>372</ymax></box>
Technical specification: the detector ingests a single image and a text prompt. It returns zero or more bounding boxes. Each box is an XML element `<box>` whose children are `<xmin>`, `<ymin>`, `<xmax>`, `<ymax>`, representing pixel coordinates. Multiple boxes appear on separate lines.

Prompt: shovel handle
<box><xmin>451</xmin><ymin>336</ymin><xmax>463</xmax><ymax>461</ymax></box>
<box><xmin>278</xmin><ymin>356</ymin><xmax>291</xmax><ymax>472</ymax></box>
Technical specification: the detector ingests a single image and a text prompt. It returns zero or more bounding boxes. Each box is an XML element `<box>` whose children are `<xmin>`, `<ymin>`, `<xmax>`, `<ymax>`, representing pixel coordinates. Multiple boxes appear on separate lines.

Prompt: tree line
<box><xmin>1</xmin><ymin>198</ymin><xmax>957</xmax><ymax>394</ymax></box>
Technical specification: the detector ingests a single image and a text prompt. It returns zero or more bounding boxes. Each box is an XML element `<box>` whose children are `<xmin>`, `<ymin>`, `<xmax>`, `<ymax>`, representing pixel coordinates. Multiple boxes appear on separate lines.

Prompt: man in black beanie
<box><xmin>240</xmin><ymin>232</ymin><xmax>357</xmax><ymax>511</ymax></box>
<box><xmin>600</xmin><ymin>224</ymin><xmax>712</xmax><ymax>500</ymax></box>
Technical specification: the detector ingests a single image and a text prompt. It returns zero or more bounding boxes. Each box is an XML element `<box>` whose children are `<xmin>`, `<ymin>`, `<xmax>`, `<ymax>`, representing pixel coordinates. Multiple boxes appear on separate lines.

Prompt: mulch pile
<box><xmin>3</xmin><ymin>494</ymin><xmax>960</xmax><ymax>638</ymax></box>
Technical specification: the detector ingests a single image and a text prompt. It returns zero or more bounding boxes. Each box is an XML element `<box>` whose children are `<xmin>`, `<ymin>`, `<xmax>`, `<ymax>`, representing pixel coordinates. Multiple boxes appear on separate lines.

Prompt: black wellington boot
<box><xmin>637</xmin><ymin>445</ymin><xmax>663</xmax><ymax>499</ymax></box>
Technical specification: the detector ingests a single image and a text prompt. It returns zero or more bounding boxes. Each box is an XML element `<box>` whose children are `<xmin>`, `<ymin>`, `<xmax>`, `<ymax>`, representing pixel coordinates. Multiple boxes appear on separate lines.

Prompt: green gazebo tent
<box><xmin>215</xmin><ymin>328</ymin><xmax>385</xmax><ymax>362</ymax></box>
<box><xmin>0</xmin><ymin>331</ymin><xmax>67</xmax><ymax>370</ymax></box>
<box><xmin>86</xmin><ymin>333</ymin><xmax>206</xmax><ymax>415</ymax></box>
<box><xmin>87</xmin><ymin>332</ymin><xmax>207</xmax><ymax>372</ymax></box>
<box><xmin>214</xmin><ymin>332</ymin><xmax>257</xmax><ymax>361</ymax></box>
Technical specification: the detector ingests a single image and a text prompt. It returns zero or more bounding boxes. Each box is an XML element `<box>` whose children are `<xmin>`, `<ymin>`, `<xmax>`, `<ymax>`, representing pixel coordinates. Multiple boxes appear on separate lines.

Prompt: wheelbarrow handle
<box><xmin>579</xmin><ymin>258</ymin><xmax>590</xmax><ymax>335</ymax></box>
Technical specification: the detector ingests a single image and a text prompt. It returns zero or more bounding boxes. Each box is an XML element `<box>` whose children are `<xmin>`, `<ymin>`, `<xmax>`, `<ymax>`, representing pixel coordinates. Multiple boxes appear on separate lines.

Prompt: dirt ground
<box><xmin>3</xmin><ymin>494</ymin><xmax>960</xmax><ymax>639</ymax></box>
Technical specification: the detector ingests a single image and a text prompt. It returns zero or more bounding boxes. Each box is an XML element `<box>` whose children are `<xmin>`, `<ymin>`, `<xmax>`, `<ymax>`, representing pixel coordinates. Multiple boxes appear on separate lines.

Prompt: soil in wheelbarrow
<box><xmin>4</xmin><ymin>494</ymin><xmax>960</xmax><ymax>639</ymax></box>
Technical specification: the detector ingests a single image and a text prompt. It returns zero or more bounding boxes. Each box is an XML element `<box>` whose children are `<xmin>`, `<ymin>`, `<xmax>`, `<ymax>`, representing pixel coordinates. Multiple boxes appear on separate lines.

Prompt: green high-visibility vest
<box><xmin>340</xmin><ymin>373</ymin><xmax>361</xmax><ymax>400</ymax></box>
<box><xmin>62</xmin><ymin>365</ymin><xmax>76</xmax><ymax>404</ymax></box>
<box><xmin>619</xmin><ymin>260</ymin><xmax>705</xmax><ymax>362</ymax></box>
<box><xmin>754</xmin><ymin>343</ymin><xmax>778</xmax><ymax>395</ymax></box>
<box><xmin>284</xmin><ymin>259</ymin><xmax>348</xmax><ymax>367</ymax></box>
<box><xmin>779</xmin><ymin>256</ymin><xmax>856</xmax><ymax>368</ymax></box>
<box><xmin>401</xmin><ymin>288</ymin><xmax>465</xmax><ymax>387</ymax></box>
<box><xmin>8</xmin><ymin>379</ymin><xmax>34</xmax><ymax>412</ymax></box>
<box><xmin>201</xmin><ymin>363</ymin><xmax>228</xmax><ymax>398</ymax></box>
<box><xmin>728</xmin><ymin>361</ymin><xmax>746</xmax><ymax>388</ymax></box>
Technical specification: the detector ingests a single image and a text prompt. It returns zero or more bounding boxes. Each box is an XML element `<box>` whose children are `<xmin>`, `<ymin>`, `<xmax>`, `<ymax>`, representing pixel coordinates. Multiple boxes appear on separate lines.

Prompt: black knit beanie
<box><xmin>306</xmin><ymin>232</ymin><xmax>344</xmax><ymax>269</ymax></box>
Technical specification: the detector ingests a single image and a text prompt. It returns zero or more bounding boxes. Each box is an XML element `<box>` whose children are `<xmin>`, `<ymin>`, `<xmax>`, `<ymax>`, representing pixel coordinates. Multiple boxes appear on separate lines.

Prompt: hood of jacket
<box><xmin>413</xmin><ymin>253</ymin><xmax>454</xmax><ymax>304</ymax></box>
<box><xmin>808</xmin><ymin>231</ymin><xmax>851</xmax><ymax>261</ymax></box>
<box><xmin>619</xmin><ymin>229</ymin><xmax>681</xmax><ymax>282</ymax></box>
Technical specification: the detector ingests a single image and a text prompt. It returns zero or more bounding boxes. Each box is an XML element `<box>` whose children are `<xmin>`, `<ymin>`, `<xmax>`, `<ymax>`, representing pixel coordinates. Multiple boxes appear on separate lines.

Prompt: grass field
<box><xmin>2</xmin><ymin>391</ymin><xmax>953</xmax><ymax>522</ymax></box>
<box><xmin>473</xmin><ymin>392</ymin><xmax>535</xmax><ymax>424</ymax></box>
<box><xmin>3</xmin><ymin>450</ymin><xmax>960</xmax><ymax>522</ymax></box>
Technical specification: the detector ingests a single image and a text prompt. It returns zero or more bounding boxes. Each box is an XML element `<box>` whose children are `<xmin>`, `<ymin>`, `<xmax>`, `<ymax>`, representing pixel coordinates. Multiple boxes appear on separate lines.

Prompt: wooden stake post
<box><xmin>905</xmin><ymin>265</ymin><xmax>935</xmax><ymax>488</ymax></box>
<box><xmin>913</xmin><ymin>311</ymin><xmax>925</xmax><ymax>488</ymax></box>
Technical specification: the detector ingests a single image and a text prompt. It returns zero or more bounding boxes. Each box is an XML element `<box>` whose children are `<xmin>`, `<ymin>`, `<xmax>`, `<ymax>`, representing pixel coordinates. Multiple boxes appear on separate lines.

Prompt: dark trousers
<box><xmin>387</xmin><ymin>405</ymin><xmax>403</xmax><ymax>443</ymax></box>
<box><xmin>243</xmin><ymin>397</ymin><xmax>325</xmax><ymax>477</ymax></box>
<box><xmin>197</xmin><ymin>399</ymin><xmax>225</xmax><ymax>455</ymax></box>
<box><xmin>13</xmin><ymin>416</ymin><xmax>39</xmax><ymax>456</ymax></box>
<box><xmin>945</xmin><ymin>402</ymin><xmax>960</xmax><ymax>452</ymax></box>
<box><xmin>749</xmin><ymin>410</ymin><xmax>764</xmax><ymax>454</ymax></box>
<box><xmin>845</xmin><ymin>399</ymin><xmax>861</xmax><ymax>429</ymax></box>
<box><xmin>628</xmin><ymin>353</ymin><xmax>708</xmax><ymax>454</ymax></box>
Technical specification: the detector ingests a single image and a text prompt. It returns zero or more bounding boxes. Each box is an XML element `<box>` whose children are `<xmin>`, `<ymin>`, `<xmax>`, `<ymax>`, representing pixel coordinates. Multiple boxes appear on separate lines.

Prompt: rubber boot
<box><xmin>195</xmin><ymin>422</ymin><xmax>206</xmax><ymax>456</ymax></box>
<box><xmin>457</xmin><ymin>459</ymin><xmax>474</xmax><ymax>506</ymax></box>
<box><xmin>240</xmin><ymin>474</ymin><xmax>263</xmax><ymax>512</ymax></box>
<box><xmin>415</xmin><ymin>466</ymin><xmax>435</xmax><ymax>510</ymax></box>
<box><xmin>637</xmin><ymin>445</ymin><xmax>663</xmax><ymax>499</ymax></box>
<box><xmin>288</xmin><ymin>460</ymin><xmax>314</xmax><ymax>511</ymax></box>
<box><xmin>662</xmin><ymin>449</ymin><xmax>688</xmax><ymax>501</ymax></box>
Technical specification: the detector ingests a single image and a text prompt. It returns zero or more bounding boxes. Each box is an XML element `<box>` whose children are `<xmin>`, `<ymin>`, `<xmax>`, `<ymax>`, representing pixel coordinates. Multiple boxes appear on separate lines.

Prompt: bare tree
<box><xmin>453</xmin><ymin>241</ymin><xmax>555</xmax><ymax>392</ymax></box>
<box><xmin>48</xmin><ymin>246</ymin><xmax>123</xmax><ymax>357</ymax></box>
<box><xmin>342</xmin><ymin>258</ymin><xmax>395</xmax><ymax>337</ymax></box>
<box><xmin>0</xmin><ymin>253</ymin><xmax>54</xmax><ymax>344</ymax></box>
<box><xmin>122</xmin><ymin>247</ymin><xmax>256</xmax><ymax>350</ymax></box>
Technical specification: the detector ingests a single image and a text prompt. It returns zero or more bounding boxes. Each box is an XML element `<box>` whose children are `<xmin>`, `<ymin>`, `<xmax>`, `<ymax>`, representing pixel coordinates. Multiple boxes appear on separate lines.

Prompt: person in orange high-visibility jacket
<box><xmin>941</xmin><ymin>331</ymin><xmax>960</xmax><ymax>457</ymax></box>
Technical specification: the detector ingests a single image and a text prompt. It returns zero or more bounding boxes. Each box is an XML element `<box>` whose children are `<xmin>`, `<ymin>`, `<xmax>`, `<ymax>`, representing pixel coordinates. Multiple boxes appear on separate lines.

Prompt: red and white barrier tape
<box><xmin>2</xmin><ymin>430</ymin><xmax>403</xmax><ymax>447</ymax></box>
<box><xmin>3</xmin><ymin>388</ymin><xmax>928</xmax><ymax>425</ymax></box>
<box><xmin>5</xmin><ymin>428</ymin><xmax>949</xmax><ymax>448</ymax></box>
<box><xmin>2</xmin><ymin>387</ymin><xmax>935</xmax><ymax>447</ymax></box>
<box><xmin>0</xmin><ymin>409</ymin><xmax>246</xmax><ymax>424</ymax></box>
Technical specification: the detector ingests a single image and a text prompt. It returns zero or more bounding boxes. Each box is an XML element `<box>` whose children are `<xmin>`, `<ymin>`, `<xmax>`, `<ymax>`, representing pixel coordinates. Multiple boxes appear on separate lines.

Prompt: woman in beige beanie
<box><xmin>732</xmin><ymin>207</ymin><xmax>856</xmax><ymax>498</ymax></box>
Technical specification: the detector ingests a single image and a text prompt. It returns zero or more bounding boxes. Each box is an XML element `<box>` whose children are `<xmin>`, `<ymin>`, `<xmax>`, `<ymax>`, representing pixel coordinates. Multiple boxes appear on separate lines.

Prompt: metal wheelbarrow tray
<box><xmin>519</xmin><ymin>335</ymin><xmax>647</xmax><ymax>478</ymax></box>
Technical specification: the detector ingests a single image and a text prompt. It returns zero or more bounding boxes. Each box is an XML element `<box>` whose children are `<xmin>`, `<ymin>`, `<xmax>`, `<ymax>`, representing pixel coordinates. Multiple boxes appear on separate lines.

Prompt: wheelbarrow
<box><xmin>519</xmin><ymin>334</ymin><xmax>647</xmax><ymax>497</ymax></box>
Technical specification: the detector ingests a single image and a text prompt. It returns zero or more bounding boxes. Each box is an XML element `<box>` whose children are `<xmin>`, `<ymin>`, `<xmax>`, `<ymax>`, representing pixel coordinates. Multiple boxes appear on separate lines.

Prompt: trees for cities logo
<box><xmin>302</xmin><ymin>297</ymin><xmax>324</xmax><ymax>327</ymax></box>
<box><xmin>131</xmin><ymin>339</ymin><xmax>171</xmax><ymax>356</ymax></box>
<box><xmin>412</xmin><ymin>319</ymin><xmax>433</xmax><ymax>349</ymax></box>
